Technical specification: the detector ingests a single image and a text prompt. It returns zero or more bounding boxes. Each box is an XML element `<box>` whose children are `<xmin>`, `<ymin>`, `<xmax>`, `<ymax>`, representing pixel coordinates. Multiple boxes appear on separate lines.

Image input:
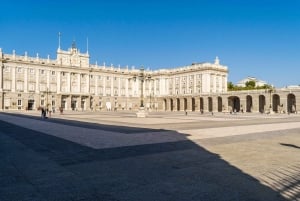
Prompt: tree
<box><xmin>227</xmin><ymin>82</ymin><xmax>235</xmax><ymax>90</ymax></box>
<box><xmin>245</xmin><ymin>80</ymin><xmax>256</xmax><ymax>88</ymax></box>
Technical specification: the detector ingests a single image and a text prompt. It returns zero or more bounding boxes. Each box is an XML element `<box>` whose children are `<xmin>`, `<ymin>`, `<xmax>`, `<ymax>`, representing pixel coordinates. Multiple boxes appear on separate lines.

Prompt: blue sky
<box><xmin>1</xmin><ymin>0</ymin><xmax>300</xmax><ymax>87</ymax></box>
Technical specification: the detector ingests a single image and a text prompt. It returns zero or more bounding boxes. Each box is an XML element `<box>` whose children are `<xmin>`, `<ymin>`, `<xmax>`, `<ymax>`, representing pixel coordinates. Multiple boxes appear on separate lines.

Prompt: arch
<box><xmin>176</xmin><ymin>98</ymin><xmax>180</xmax><ymax>111</ymax></box>
<box><xmin>246</xmin><ymin>95</ymin><xmax>253</xmax><ymax>112</ymax></box>
<box><xmin>163</xmin><ymin>99</ymin><xmax>167</xmax><ymax>111</ymax></box>
<box><xmin>170</xmin><ymin>99</ymin><xmax>174</xmax><ymax>111</ymax></box>
<box><xmin>272</xmin><ymin>94</ymin><xmax>280</xmax><ymax>113</ymax></box>
<box><xmin>61</xmin><ymin>95</ymin><xmax>68</xmax><ymax>109</ymax></box>
<box><xmin>218</xmin><ymin>97</ymin><xmax>222</xmax><ymax>112</ymax></box>
<box><xmin>228</xmin><ymin>96</ymin><xmax>240</xmax><ymax>112</ymax></box>
<box><xmin>208</xmin><ymin>97</ymin><xmax>213</xmax><ymax>112</ymax></box>
<box><xmin>184</xmin><ymin>98</ymin><xmax>187</xmax><ymax>111</ymax></box>
<box><xmin>259</xmin><ymin>95</ymin><xmax>266</xmax><ymax>113</ymax></box>
<box><xmin>191</xmin><ymin>98</ymin><xmax>196</xmax><ymax>111</ymax></box>
<box><xmin>27</xmin><ymin>99</ymin><xmax>35</xmax><ymax>110</ymax></box>
<box><xmin>287</xmin><ymin>93</ymin><xmax>296</xmax><ymax>113</ymax></box>
<box><xmin>200</xmin><ymin>97</ymin><xmax>204</xmax><ymax>113</ymax></box>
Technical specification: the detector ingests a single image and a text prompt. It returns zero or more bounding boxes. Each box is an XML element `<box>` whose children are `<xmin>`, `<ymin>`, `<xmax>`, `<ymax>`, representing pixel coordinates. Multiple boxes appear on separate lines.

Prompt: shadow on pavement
<box><xmin>280</xmin><ymin>143</ymin><xmax>300</xmax><ymax>149</ymax></box>
<box><xmin>0</xmin><ymin>113</ymin><xmax>286</xmax><ymax>201</ymax></box>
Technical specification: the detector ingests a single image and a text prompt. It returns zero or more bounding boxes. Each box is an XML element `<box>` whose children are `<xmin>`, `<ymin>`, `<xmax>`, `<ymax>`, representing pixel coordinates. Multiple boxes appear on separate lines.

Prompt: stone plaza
<box><xmin>0</xmin><ymin>110</ymin><xmax>299</xmax><ymax>200</ymax></box>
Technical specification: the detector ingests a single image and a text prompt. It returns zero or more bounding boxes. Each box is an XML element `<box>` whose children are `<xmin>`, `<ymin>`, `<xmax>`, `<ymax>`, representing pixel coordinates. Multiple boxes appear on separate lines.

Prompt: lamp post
<box><xmin>139</xmin><ymin>67</ymin><xmax>145</xmax><ymax>108</ymax></box>
<box><xmin>46</xmin><ymin>87</ymin><xmax>49</xmax><ymax>111</ymax></box>
<box><xmin>268</xmin><ymin>88</ymin><xmax>274</xmax><ymax>114</ymax></box>
<box><xmin>135</xmin><ymin>67</ymin><xmax>151</xmax><ymax>117</ymax></box>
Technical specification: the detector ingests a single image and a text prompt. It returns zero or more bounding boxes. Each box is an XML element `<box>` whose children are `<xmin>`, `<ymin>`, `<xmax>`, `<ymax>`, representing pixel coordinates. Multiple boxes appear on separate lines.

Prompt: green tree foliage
<box><xmin>245</xmin><ymin>80</ymin><xmax>256</xmax><ymax>88</ymax></box>
<box><xmin>228</xmin><ymin>82</ymin><xmax>272</xmax><ymax>91</ymax></box>
<box><xmin>227</xmin><ymin>82</ymin><xmax>235</xmax><ymax>90</ymax></box>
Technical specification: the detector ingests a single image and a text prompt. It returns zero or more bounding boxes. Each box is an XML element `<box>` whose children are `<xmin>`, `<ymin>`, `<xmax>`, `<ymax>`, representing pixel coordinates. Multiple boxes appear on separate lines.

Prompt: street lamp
<box><xmin>139</xmin><ymin>67</ymin><xmax>145</xmax><ymax>108</ymax></box>
<box><xmin>135</xmin><ymin>67</ymin><xmax>151</xmax><ymax>117</ymax></box>
<box><xmin>267</xmin><ymin>88</ymin><xmax>274</xmax><ymax>114</ymax></box>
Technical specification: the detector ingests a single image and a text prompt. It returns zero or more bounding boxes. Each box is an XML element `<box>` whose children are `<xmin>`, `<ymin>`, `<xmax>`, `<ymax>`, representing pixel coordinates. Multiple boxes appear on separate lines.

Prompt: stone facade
<box><xmin>0</xmin><ymin>45</ymin><xmax>228</xmax><ymax>112</ymax></box>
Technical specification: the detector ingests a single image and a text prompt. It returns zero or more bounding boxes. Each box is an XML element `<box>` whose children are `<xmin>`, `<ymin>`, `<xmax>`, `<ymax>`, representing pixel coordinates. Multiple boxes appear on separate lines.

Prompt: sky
<box><xmin>1</xmin><ymin>0</ymin><xmax>300</xmax><ymax>87</ymax></box>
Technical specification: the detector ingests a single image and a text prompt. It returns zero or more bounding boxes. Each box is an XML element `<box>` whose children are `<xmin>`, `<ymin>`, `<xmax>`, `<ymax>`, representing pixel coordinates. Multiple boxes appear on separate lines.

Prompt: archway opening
<box><xmin>170</xmin><ymin>99</ymin><xmax>174</xmax><ymax>111</ymax></box>
<box><xmin>191</xmin><ymin>98</ymin><xmax>196</xmax><ymax>111</ymax></box>
<box><xmin>200</xmin><ymin>97</ymin><xmax>204</xmax><ymax>113</ymax></box>
<box><xmin>259</xmin><ymin>95</ymin><xmax>266</xmax><ymax>113</ymax></box>
<box><xmin>246</xmin><ymin>95</ymin><xmax>253</xmax><ymax>112</ymax></box>
<box><xmin>228</xmin><ymin>96</ymin><xmax>240</xmax><ymax>112</ymax></box>
<box><xmin>272</xmin><ymin>94</ymin><xmax>280</xmax><ymax>113</ymax></box>
<box><xmin>163</xmin><ymin>99</ymin><xmax>167</xmax><ymax>111</ymax></box>
<box><xmin>176</xmin><ymin>98</ymin><xmax>180</xmax><ymax>111</ymax></box>
<box><xmin>287</xmin><ymin>93</ymin><xmax>296</xmax><ymax>113</ymax></box>
<box><xmin>184</xmin><ymin>98</ymin><xmax>187</xmax><ymax>111</ymax></box>
<box><xmin>27</xmin><ymin>99</ymin><xmax>34</xmax><ymax>110</ymax></box>
<box><xmin>208</xmin><ymin>97</ymin><xmax>213</xmax><ymax>112</ymax></box>
<box><xmin>218</xmin><ymin>97</ymin><xmax>222</xmax><ymax>112</ymax></box>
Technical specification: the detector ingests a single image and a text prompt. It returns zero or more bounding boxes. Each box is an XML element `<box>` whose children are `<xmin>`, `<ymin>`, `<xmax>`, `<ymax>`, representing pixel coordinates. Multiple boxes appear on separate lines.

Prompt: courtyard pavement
<box><xmin>0</xmin><ymin>110</ymin><xmax>299</xmax><ymax>200</ymax></box>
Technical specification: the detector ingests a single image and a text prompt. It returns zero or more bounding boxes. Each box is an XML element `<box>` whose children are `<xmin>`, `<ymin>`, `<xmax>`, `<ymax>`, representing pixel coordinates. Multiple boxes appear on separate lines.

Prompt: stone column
<box><xmin>57</xmin><ymin>71</ymin><xmax>61</xmax><ymax>93</ymax></box>
<box><xmin>103</xmin><ymin>76</ymin><xmax>106</xmax><ymax>96</ymax></box>
<box><xmin>67</xmin><ymin>72</ymin><xmax>71</xmax><ymax>93</ymax></box>
<box><xmin>213</xmin><ymin>96</ymin><xmax>218</xmax><ymax>113</ymax></box>
<box><xmin>202</xmin><ymin>97</ymin><xmax>208</xmax><ymax>112</ymax></box>
<box><xmin>240</xmin><ymin>97</ymin><xmax>246</xmax><ymax>113</ymax></box>
<box><xmin>118</xmin><ymin>77</ymin><xmax>121</xmax><ymax>96</ymax></box>
<box><xmin>110</xmin><ymin>76</ymin><xmax>113</xmax><ymax>95</ymax></box>
<box><xmin>0</xmin><ymin>64</ymin><xmax>3</xmax><ymax>91</ymax></box>
<box><xmin>252</xmin><ymin>94</ymin><xmax>259</xmax><ymax>113</ymax></box>
<box><xmin>195</xmin><ymin>97</ymin><xmax>200</xmax><ymax>112</ymax></box>
<box><xmin>186</xmin><ymin>76</ymin><xmax>190</xmax><ymax>94</ymax></box>
<box><xmin>125</xmin><ymin>78</ymin><xmax>129</xmax><ymax>97</ymax></box>
<box><xmin>95</xmin><ymin>75</ymin><xmax>98</xmax><ymax>96</ymax></box>
<box><xmin>296</xmin><ymin>92</ymin><xmax>300</xmax><ymax>114</ymax></box>
<box><xmin>222</xmin><ymin>96</ymin><xmax>228</xmax><ymax>112</ymax></box>
<box><xmin>186</xmin><ymin>97</ymin><xmax>192</xmax><ymax>111</ymax></box>
<box><xmin>24</xmin><ymin>68</ymin><xmax>28</xmax><ymax>93</ymax></box>
<box><xmin>35</xmin><ymin>69</ymin><xmax>39</xmax><ymax>93</ymax></box>
<box><xmin>12</xmin><ymin>67</ymin><xmax>16</xmax><ymax>92</ymax></box>
<box><xmin>86</xmin><ymin>96</ymin><xmax>91</xmax><ymax>110</ymax></box>
<box><xmin>66</xmin><ymin>95</ymin><xmax>71</xmax><ymax>111</ymax></box>
<box><xmin>282</xmin><ymin>96</ymin><xmax>287</xmax><ymax>113</ymax></box>
<box><xmin>86</xmin><ymin>74</ymin><xmax>90</xmax><ymax>94</ymax></box>
<box><xmin>77</xmin><ymin>73</ymin><xmax>81</xmax><ymax>93</ymax></box>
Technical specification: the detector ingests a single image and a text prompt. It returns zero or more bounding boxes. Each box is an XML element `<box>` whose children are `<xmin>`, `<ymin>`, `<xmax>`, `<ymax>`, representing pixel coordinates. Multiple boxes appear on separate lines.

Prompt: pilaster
<box><xmin>0</xmin><ymin>63</ymin><xmax>3</xmax><ymax>91</ymax></box>
<box><xmin>12</xmin><ymin>67</ymin><xmax>16</xmax><ymax>92</ymax></box>
<box><xmin>24</xmin><ymin>68</ymin><xmax>28</xmax><ymax>92</ymax></box>
<box><xmin>57</xmin><ymin>71</ymin><xmax>61</xmax><ymax>93</ymax></box>
<box><xmin>67</xmin><ymin>72</ymin><xmax>71</xmax><ymax>93</ymax></box>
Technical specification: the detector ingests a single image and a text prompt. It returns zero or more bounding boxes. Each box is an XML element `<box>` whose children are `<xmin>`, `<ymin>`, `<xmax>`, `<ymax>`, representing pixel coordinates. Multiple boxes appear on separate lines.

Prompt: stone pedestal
<box><xmin>136</xmin><ymin>107</ymin><xmax>148</xmax><ymax>118</ymax></box>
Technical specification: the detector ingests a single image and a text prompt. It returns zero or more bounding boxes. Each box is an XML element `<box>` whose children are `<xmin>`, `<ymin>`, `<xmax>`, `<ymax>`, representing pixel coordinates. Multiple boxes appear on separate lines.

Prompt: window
<box><xmin>17</xmin><ymin>100</ymin><xmax>22</xmax><ymax>106</ymax></box>
<box><xmin>52</xmin><ymin>71</ymin><xmax>56</xmax><ymax>75</ymax></box>
<box><xmin>107</xmin><ymin>76</ymin><xmax>110</xmax><ymax>80</ymax></box>
<box><xmin>16</xmin><ymin>82</ymin><xmax>23</xmax><ymax>91</ymax></box>
<box><xmin>40</xmin><ymin>70</ymin><xmax>44</xmax><ymax>74</ymax></box>
<box><xmin>29</xmin><ymin>83</ymin><xmax>35</xmax><ymax>91</ymax></box>
<box><xmin>18</xmin><ymin>94</ymin><xmax>21</xmax><ymax>97</ymax></box>
<box><xmin>4</xmin><ymin>66</ymin><xmax>10</xmax><ymax>72</ymax></box>
<box><xmin>3</xmin><ymin>81</ymin><xmax>11</xmax><ymax>90</ymax></box>
<box><xmin>30</xmin><ymin>68</ymin><xmax>34</xmax><ymax>74</ymax></box>
<box><xmin>17</xmin><ymin>67</ymin><xmax>22</xmax><ymax>73</ymax></box>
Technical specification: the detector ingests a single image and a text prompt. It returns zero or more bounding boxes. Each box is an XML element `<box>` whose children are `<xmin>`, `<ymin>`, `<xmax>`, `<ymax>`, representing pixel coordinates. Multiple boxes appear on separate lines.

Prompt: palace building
<box><xmin>0</xmin><ymin>42</ymin><xmax>229</xmax><ymax>112</ymax></box>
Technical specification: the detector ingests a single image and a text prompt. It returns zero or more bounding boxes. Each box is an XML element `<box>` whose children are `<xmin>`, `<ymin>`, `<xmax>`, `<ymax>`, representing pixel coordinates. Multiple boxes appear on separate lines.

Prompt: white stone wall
<box><xmin>0</xmin><ymin>46</ymin><xmax>228</xmax><ymax>110</ymax></box>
